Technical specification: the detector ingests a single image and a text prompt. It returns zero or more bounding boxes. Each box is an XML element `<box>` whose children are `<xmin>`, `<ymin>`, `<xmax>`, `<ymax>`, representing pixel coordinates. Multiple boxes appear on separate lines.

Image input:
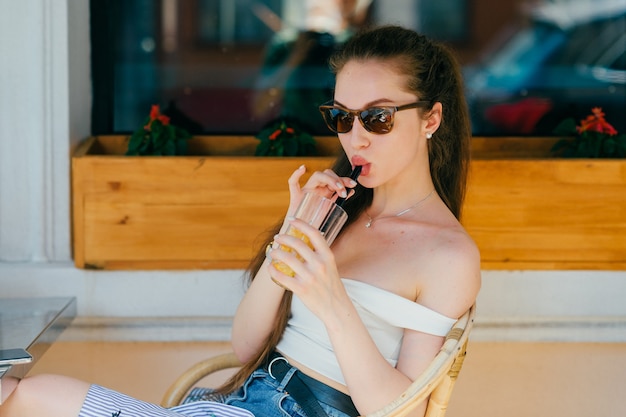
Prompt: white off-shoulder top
<box><xmin>275</xmin><ymin>278</ymin><xmax>456</xmax><ymax>385</ymax></box>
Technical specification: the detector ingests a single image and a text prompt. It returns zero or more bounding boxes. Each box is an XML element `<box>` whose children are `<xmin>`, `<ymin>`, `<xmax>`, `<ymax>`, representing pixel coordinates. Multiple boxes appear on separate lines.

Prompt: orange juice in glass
<box><xmin>272</xmin><ymin>192</ymin><xmax>347</xmax><ymax>277</ymax></box>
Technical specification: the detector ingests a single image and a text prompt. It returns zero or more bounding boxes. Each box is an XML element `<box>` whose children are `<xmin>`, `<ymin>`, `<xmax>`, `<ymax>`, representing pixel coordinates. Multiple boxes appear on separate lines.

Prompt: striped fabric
<box><xmin>79</xmin><ymin>385</ymin><xmax>254</xmax><ymax>417</ymax></box>
<box><xmin>182</xmin><ymin>387</ymin><xmax>228</xmax><ymax>404</ymax></box>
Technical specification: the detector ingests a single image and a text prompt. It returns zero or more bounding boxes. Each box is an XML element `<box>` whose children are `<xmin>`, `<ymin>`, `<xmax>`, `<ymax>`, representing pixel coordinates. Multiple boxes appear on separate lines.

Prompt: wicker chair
<box><xmin>162</xmin><ymin>304</ymin><xmax>475</xmax><ymax>417</ymax></box>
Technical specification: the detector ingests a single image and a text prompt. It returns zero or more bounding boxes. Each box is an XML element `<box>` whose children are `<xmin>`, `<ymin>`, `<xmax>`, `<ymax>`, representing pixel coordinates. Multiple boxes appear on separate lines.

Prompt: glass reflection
<box><xmin>92</xmin><ymin>0</ymin><xmax>626</xmax><ymax>137</ymax></box>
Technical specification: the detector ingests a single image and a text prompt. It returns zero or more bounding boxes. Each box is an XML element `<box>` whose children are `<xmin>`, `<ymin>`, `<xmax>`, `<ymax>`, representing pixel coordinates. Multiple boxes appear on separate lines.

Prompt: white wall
<box><xmin>0</xmin><ymin>0</ymin><xmax>89</xmax><ymax>262</ymax></box>
<box><xmin>0</xmin><ymin>0</ymin><xmax>624</xmax><ymax>343</ymax></box>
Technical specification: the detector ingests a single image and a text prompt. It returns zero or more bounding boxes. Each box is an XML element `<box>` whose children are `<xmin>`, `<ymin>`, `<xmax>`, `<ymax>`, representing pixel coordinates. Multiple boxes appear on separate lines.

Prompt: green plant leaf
<box><xmin>274</xmin><ymin>142</ymin><xmax>284</xmax><ymax>156</ymax></box>
<box><xmin>176</xmin><ymin>139</ymin><xmax>188</xmax><ymax>155</ymax></box>
<box><xmin>550</xmin><ymin>139</ymin><xmax>574</xmax><ymax>157</ymax></box>
<box><xmin>125</xmin><ymin>105</ymin><xmax>192</xmax><ymax>156</ymax></box>
<box><xmin>163</xmin><ymin>140</ymin><xmax>175</xmax><ymax>156</ymax></box>
<box><xmin>254</xmin><ymin>118</ymin><xmax>317</xmax><ymax>157</ymax></box>
<box><xmin>255</xmin><ymin>140</ymin><xmax>271</xmax><ymax>156</ymax></box>
<box><xmin>138</xmin><ymin>138</ymin><xmax>150</xmax><ymax>155</ymax></box>
<box><xmin>593</xmin><ymin>136</ymin><xmax>603</xmax><ymax>157</ymax></box>
<box><xmin>615</xmin><ymin>135</ymin><xmax>626</xmax><ymax>157</ymax></box>
<box><xmin>576</xmin><ymin>140</ymin><xmax>588</xmax><ymax>157</ymax></box>
<box><xmin>284</xmin><ymin>139</ymin><xmax>298</xmax><ymax>156</ymax></box>
<box><xmin>553</xmin><ymin>118</ymin><xmax>576</xmax><ymax>136</ymax></box>
<box><xmin>125</xmin><ymin>131</ymin><xmax>144</xmax><ymax>155</ymax></box>
<box><xmin>603</xmin><ymin>138</ymin><xmax>616</xmax><ymax>156</ymax></box>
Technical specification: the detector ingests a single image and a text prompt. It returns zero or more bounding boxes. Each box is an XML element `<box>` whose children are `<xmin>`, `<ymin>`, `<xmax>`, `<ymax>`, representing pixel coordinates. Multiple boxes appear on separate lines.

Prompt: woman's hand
<box><xmin>232</xmin><ymin>165</ymin><xmax>357</xmax><ymax>362</ymax></box>
<box><xmin>268</xmin><ymin>218</ymin><xmax>349</xmax><ymax>321</ymax></box>
<box><xmin>285</xmin><ymin>165</ymin><xmax>357</xmax><ymax>217</ymax></box>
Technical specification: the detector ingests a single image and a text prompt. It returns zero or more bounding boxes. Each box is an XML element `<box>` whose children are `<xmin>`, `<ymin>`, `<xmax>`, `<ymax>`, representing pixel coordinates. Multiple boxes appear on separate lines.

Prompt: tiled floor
<box><xmin>29</xmin><ymin>341</ymin><xmax>626</xmax><ymax>416</ymax></box>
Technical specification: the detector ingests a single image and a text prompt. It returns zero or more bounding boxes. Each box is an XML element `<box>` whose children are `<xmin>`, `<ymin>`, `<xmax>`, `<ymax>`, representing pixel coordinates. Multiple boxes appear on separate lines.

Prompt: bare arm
<box><xmin>337</xmin><ymin>236</ymin><xmax>480</xmax><ymax>415</ymax></box>
<box><xmin>230</xmin><ymin>244</ymin><xmax>291</xmax><ymax>362</ymax></box>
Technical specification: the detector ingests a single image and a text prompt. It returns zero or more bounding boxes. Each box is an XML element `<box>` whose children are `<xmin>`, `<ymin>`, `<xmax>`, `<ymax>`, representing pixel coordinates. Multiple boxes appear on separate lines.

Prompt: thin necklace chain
<box><xmin>365</xmin><ymin>189</ymin><xmax>435</xmax><ymax>228</ymax></box>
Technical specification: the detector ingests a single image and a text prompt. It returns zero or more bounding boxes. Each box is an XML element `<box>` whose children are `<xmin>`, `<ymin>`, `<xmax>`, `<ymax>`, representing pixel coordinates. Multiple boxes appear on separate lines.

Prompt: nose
<box><xmin>345</xmin><ymin>117</ymin><xmax>371</xmax><ymax>149</ymax></box>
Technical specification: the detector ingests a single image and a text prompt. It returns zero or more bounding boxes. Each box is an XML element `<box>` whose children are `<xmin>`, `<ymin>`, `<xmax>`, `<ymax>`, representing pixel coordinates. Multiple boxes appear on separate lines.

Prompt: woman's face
<box><xmin>334</xmin><ymin>59</ymin><xmax>428</xmax><ymax>189</ymax></box>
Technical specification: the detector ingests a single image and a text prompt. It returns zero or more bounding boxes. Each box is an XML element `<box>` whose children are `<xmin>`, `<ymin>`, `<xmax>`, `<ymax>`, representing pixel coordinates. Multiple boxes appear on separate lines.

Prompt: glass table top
<box><xmin>0</xmin><ymin>297</ymin><xmax>76</xmax><ymax>350</ymax></box>
<box><xmin>0</xmin><ymin>297</ymin><xmax>76</xmax><ymax>391</ymax></box>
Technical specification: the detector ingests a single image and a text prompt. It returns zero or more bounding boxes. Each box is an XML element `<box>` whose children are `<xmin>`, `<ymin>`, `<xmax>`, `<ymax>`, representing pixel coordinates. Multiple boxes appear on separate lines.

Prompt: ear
<box><xmin>424</xmin><ymin>102</ymin><xmax>442</xmax><ymax>134</ymax></box>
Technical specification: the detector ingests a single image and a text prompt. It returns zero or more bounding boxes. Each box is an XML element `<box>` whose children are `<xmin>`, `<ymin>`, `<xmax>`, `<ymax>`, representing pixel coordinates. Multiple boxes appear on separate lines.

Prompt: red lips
<box><xmin>351</xmin><ymin>155</ymin><xmax>370</xmax><ymax>176</ymax></box>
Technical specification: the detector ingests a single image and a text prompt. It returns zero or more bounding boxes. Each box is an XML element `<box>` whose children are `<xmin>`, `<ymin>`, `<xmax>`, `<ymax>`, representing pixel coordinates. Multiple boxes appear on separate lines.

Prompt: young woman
<box><xmin>0</xmin><ymin>25</ymin><xmax>480</xmax><ymax>417</ymax></box>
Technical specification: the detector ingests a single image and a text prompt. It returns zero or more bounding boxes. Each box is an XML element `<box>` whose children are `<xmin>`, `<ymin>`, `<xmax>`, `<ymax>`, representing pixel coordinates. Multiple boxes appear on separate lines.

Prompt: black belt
<box><xmin>265</xmin><ymin>352</ymin><xmax>359</xmax><ymax>417</ymax></box>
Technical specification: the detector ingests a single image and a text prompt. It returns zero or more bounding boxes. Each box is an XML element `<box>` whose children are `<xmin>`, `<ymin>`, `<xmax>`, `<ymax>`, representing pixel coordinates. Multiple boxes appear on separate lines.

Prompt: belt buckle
<box><xmin>268</xmin><ymin>356</ymin><xmax>289</xmax><ymax>380</ymax></box>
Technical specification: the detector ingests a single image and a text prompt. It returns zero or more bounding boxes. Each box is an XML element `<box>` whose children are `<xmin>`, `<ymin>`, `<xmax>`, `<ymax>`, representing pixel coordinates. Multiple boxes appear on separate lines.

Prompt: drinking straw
<box><xmin>336</xmin><ymin>165</ymin><xmax>362</xmax><ymax>207</ymax></box>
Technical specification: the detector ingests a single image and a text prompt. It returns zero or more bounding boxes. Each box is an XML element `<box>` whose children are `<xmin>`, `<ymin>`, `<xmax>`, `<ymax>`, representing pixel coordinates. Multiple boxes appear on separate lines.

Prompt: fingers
<box><xmin>302</xmin><ymin>169</ymin><xmax>359</xmax><ymax>200</ymax></box>
<box><xmin>287</xmin><ymin>164</ymin><xmax>306</xmax><ymax>192</ymax></box>
<box><xmin>269</xmin><ymin>262</ymin><xmax>295</xmax><ymax>291</ymax></box>
<box><xmin>286</xmin><ymin>165</ymin><xmax>307</xmax><ymax>214</ymax></box>
<box><xmin>267</xmin><ymin>219</ymin><xmax>330</xmax><ymax>289</ymax></box>
<box><xmin>269</xmin><ymin>248</ymin><xmax>313</xmax><ymax>293</ymax></box>
<box><xmin>284</xmin><ymin>219</ymin><xmax>328</xmax><ymax>253</ymax></box>
<box><xmin>286</xmin><ymin>165</ymin><xmax>359</xmax><ymax>220</ymax></box>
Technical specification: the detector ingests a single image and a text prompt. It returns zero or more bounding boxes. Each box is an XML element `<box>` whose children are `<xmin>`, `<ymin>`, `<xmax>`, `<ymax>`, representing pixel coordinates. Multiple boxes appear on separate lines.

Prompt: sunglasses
<box><xmin>318</xmin><ymin>101</ymin><xmax>431</xmax><ymax>134</ymax></box>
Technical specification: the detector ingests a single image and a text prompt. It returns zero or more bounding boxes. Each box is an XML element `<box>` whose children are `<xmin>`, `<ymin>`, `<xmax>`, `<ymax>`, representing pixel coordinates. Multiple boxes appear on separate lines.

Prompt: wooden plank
<box><xmin>72</xmin><ymin>136</ymin><xmax>626</xmax><ymax>270</ymax></box>
<box><xmin>71</xmin><ymin>156</ymin><xmax>87</xmax><ymax>267</ymax></box>
<box><xmin>72</xmin><ymin>139</ymin><xmax>335</xmax><ymax>268</ymax></box>
<box><xmin>463</xmin><ymin>160</ymin><xmax>626</xmax><ymax>268</ymax></box>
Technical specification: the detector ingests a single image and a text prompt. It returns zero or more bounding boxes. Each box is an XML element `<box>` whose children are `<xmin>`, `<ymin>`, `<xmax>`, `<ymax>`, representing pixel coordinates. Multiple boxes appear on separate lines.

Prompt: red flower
<box><xmin>577</xmin><ymin>107</ymin><xmax>618</xmax><ymax>136</ymax></box>
<box><xmin>269</xmin><ymin>129</ymin><xmax>281</xmax><ymax>140</ymax></box>
<box><xmin>144</xmin><ymin>105</ymin><xmax>170</xmax><ymax>130</ymax></box>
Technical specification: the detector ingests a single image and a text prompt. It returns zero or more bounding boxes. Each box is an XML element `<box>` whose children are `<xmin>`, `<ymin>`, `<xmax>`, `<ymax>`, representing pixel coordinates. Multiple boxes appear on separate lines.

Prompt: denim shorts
<box><xmin>223</xmin><ymin>368</ymin><xmax>354</xmax><ymax>417</ymax></box>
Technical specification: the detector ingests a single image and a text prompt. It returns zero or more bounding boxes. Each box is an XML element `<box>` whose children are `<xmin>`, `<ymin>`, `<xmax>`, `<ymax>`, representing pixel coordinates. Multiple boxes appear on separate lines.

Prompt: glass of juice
<box><xmin>272</xmin><ymin>192</ymin><xmax>348</xmax><ymax>277</ymax></box>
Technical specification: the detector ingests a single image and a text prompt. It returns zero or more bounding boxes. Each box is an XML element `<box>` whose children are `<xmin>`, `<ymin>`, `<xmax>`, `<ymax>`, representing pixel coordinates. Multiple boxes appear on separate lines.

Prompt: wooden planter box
<box><xmin>72</xmin><ymin>136</ymin><xmax>340</xmax><ymax>269</ymax></box>
<box><xmin>72</xmin><ymin>136</ymin><xmax>626</xmax><ymax>270</ymax></box>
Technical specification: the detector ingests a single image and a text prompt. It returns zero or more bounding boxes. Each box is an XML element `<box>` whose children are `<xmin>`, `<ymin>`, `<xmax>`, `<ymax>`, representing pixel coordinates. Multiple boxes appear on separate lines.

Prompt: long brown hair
<box><xmin>218</xmin><ymin>25</ymin><xmax>471</xmax><ymax>394</ymax></box>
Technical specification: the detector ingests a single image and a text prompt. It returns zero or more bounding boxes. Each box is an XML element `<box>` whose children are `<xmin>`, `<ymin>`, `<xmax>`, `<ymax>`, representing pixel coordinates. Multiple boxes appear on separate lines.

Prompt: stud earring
<box><xmin>426</xmin><ymin>132</ymin><xmax>433</xmax><ymax>139</ymax></box>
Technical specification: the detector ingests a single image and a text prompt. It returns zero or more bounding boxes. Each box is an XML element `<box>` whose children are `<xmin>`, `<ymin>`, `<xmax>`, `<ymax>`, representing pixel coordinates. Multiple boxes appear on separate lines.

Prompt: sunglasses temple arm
<box><xmin>335</xmin><ymin>165</ymin><xmax>362</xmax><ymax>207</ymax></box>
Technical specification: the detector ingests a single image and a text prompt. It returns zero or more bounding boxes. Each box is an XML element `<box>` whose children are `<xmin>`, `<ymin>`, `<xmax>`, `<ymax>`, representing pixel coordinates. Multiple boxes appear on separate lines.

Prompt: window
<box><xmin>464</xmin><ymin>2</ymin><xmax>626</xmax><ymax>135</ymax></box>
<box><xmin>91</xmin><ymin>0</ymin><xmax>626</xmax><ymax>137</ymax></box>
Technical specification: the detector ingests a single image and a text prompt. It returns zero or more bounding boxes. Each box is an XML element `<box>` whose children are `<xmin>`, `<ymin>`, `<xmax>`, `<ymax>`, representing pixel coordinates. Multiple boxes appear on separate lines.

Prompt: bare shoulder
<box><xmin>416</xmin><ymin>222</ymin><xmax>481</xmax><ymax>319</ymax></box>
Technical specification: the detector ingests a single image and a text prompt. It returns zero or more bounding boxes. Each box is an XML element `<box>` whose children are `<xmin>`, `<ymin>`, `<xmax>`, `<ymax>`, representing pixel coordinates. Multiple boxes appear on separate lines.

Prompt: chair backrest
<box><xmin>162</xmin><ymin>304</ymin><xmax>475</xmax><ymax>416</ymax></box>
<box><xmin>366</xmin><ymin>304</ymin><xmax>475</xmax><ymax>417</ymax></box>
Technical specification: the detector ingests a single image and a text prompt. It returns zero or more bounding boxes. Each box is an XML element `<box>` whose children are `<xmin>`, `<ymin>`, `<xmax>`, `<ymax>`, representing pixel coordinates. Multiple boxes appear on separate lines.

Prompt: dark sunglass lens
<box><xmin>361</xmin><ymin>108</ymin><xmax>393</xmax><ymax>133</ymax></box>
<box><xmin>326</xmin><ymin>108</ymin><xmax>353</xmax><ymax>133</ymax></box>
<box><xmin>337</xmin><ymin>112</ymin><xmax>355</xmax><ymax>133</ymax></box>
<box><xmin>321</xmin><ymin>108</ymin><xmax>338</xmax><ymax>133</ymax></box>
